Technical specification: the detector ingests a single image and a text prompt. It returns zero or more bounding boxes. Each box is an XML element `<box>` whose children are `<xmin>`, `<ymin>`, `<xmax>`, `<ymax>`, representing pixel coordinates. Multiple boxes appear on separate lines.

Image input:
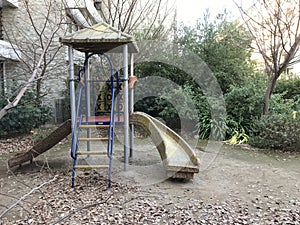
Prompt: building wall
<box><xmin>1</xmin><ymin>0</ymin><xmax>70</xmax><ymax>123</ymax></box>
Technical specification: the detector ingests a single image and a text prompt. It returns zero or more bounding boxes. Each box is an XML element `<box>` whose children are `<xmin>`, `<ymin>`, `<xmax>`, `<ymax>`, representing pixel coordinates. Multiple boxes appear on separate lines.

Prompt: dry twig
<box><xmin>0</xmin><ymin>175</ymin><xmax>58</xmax><ymax>218</ymax></box>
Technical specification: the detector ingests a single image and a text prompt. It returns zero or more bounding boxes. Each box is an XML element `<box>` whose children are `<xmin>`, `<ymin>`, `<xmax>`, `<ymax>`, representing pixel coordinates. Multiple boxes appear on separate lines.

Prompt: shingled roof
<box><xmin>60</xmin><ymin>22</ymin><xmax>138</xmax><ymax>53</ymax></box>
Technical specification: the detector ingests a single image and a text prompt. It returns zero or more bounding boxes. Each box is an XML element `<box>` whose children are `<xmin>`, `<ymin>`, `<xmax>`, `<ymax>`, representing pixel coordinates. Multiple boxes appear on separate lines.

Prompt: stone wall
<box><xmin>1</xmin><ymin>0</ymin><xmax>70</xmax><ymax>123</ymax></box>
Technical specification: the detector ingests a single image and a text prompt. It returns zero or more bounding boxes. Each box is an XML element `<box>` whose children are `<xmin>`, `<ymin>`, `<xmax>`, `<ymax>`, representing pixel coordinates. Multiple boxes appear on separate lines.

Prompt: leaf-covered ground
<box><xmin>0</xmin><ymin>135</ymin><xmax>34</xmax><ymax>155</ymax></box>
<box><xmin>0</xmin><ymin>136</ymin><xmax>299</xmax><ymax>224</ymax></box>
<box><xmin>0</xmin><ymin>170</ymin><xmax>299</xmax><ymax>225</ymax></box>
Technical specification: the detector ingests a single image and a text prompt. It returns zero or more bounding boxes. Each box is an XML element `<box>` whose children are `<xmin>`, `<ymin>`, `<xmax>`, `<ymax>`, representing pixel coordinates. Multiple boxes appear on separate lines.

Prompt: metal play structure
<box><xmin>60</xmin><ymin>22</ymin><xmax>138</xmax><ymax>188</ymax></box>
<box><xmin>59</xmin><ymin>22</ymin><xmax>200</xmax><ymax>188</ymax></box>
<box><xmin>8</xmin><ymin>22</ymin><xmax>199</xmax><ymax>188</ymax></box>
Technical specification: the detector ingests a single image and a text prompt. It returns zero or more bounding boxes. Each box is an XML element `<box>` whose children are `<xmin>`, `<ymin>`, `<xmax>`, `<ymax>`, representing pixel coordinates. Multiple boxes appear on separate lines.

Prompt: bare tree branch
<box><xmin>0</xmin><ymin>0</ymin><xmax>66</xmax><ymax>120</ymax></box>
<box><xmin>0</xmin><ymin>175</ymin><xmax>58</xmax><ymax>219</ymax></box>
<box><xmin>94</xmin><ymin>0</ymin><xmax>174</xmax><ymax>39</ymax></box>
<box><xmin>235</xmin><ymin>0</ymin><xmax>300</xmax><ymax>114</ymax></box>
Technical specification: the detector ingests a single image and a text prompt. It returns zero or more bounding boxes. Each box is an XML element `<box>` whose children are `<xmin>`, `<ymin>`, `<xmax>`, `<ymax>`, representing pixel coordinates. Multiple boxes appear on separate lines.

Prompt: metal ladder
<box><xmin>70</xmin><ymin>53</ymin><xmax>120</xmax><ymax>188</ymax></box>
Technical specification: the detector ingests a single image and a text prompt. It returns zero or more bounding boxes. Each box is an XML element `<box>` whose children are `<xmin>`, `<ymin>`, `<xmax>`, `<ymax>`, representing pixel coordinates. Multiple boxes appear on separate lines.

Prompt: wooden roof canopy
<box><xmin>60</xmin><ymin>22</ymin><xmax>138</xmax><ymax>53</ymax></box>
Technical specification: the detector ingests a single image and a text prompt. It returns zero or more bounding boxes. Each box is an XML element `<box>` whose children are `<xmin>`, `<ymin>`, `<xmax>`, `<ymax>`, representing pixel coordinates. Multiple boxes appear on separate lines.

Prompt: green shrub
<box><xmin>188</xmin><ymin>88</ymin><xmax>227</xmax><ymax>140</ymax></box>
<box><xmin>0</xmin><ymin>89</ymin><xmax>52</xmax><ymax>137</ymax></box>
<box><xmin>250</xmin><ymin>86</ymin><xmax>299</xmax><ymax>151</ymax></box>
<box><xmin>225</xmin><ymin>77</ymin><xmax>266</xmax><ymax>134</ymax></box>
<box><xmin>249</xmin><ymin>113</ymin><xmax>300</xmax><ymax>151</ymax></box>
<box><xmin>158</xmin><ymin>84</ymin><xmax>199</xmax><ymax>121</ymax></box>
<box><xmin>157</xmin><ymin>83</ymin><xmax>227</xmax><ymax>140</ymax></box>
<box><xmin>224</xmin><ymin>75</ymin><xmax>300</xmax><ymax>145</ymax></box>
<box><xmin>268</xmin><ymin>92</ymin><xmax>299</xmax><ymax>114</ymax></box>
<box><xmin>275</xmin><ymin>78</ymin><xmax>300</xmax><ymax>100</ymax></box>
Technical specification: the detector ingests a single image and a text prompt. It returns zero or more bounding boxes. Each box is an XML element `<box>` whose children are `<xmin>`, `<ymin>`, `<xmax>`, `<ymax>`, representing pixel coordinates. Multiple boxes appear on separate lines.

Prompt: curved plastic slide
<box><xmin>129</xmin><ymin>112</ymin><xmax>199</xmax><ymax>179</ymax></box>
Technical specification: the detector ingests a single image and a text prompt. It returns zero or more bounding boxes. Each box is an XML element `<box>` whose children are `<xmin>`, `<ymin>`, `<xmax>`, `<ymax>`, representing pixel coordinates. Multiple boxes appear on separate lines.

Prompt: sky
<box><xmin>177</xmin><ymin>0</ymin><xmax>254</xmax><ymax>25</ymax></box>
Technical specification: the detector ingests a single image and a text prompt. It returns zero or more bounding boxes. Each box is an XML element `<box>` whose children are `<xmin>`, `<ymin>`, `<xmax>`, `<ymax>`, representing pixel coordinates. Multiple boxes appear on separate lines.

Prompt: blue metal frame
<box><xmin>70</xmin><ymin>52</ymin><xmax>121</xmax><ymax>188</ymax></box>
<box><xmin>71</xmin><ymin>69</ymin><xmax>84</xmax><ymax>188</ymax></box>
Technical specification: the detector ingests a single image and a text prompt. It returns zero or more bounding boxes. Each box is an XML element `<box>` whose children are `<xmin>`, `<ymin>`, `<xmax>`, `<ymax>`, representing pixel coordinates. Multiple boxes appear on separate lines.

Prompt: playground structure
<box><xmin>8</xmin><ymin>22</ymin><xmax>199</xmax><ymax>188</ymax></box>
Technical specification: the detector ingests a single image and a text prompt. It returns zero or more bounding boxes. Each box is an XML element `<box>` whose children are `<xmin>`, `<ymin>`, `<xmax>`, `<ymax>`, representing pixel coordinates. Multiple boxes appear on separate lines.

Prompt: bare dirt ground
<box><xmin>0</xmin><ymin>133</ymin><xmax>299</xmax><ymax>224</ymax></box>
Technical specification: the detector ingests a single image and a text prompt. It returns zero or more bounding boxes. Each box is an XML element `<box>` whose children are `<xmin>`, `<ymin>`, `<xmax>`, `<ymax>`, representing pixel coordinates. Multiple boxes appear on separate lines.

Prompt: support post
<box><xmin>129</xmin><ymin>53</ymin><xmax>134</xmax><ymax>158</ymax></box>
<box><xmin>85</xmin><ymin>53</ymin><xmax>91</xmax><ymax>151</ymax></box>
<box><xmin>68</xmin><ymin>46</ymin><xmax>76</xmax><ymax>130</ymax></box>
<box><xmin>123</xmin><ymin>44</ymin><xmax>129</xmax><ymax>171</ymax></box>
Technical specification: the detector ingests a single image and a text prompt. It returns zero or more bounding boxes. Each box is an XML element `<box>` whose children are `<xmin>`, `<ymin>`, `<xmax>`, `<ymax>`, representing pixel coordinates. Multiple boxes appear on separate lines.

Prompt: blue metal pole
<box><xmin>85</xmin><ymin>53</ymin><xmax>91</xmax><ymax>152</ymax></box>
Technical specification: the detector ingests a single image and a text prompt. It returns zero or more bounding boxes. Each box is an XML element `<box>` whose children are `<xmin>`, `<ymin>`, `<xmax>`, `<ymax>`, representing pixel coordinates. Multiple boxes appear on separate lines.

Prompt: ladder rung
<box><xmin>79</xmin><ymin>125</ymin><xmax>110</xmax><ymax>128</ymax></box>
<box><xmin>78</xmin><ymin>137</ymin><xmax>110</xmax><ymax>141</ymax></box>
<box><xmin>74</xmin><ymin>165</ymin><xmax>109</xmax><ymax>169</ymax></box>
<box><xmin>76</xmin><ymin>151</ymin><xmax>107</xmax><ymax>155</ymax></box>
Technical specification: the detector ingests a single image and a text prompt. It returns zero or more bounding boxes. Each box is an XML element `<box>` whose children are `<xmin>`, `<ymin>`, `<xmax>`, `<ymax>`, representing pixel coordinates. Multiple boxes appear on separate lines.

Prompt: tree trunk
<box><xmin>263</xmin><ymin>75</ymin><xmax>277</xmax><ymax>115</ymax></box>
<box><xmin>8</xmin><ymin>119</ymin><xmax>71</xmax><ymax>168</ymax></box>
<box><xmin>0</xmin><ymin>103</ymin><xmax>14</xmax><ymax>120</ymax></box>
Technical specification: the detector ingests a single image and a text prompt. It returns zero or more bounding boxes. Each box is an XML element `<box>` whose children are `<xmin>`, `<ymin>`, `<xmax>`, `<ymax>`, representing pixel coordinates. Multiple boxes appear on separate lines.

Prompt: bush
<box><xmin>225</xmin><ymin>77</ymin><xmax>265</xmax><ymax>135</ymax></box>
<box><xmin>249</xmin><ymin>113</ymin><xmax>300</xmax><ymax>151</ymax></box>
<box><xmin>157</xmin><ymin>83</ymin><xmax>226</xmax><ymax>140</ymax></box>
<box><xmin>249</xmin><ymin>88</ymin><xmax>300</xmax><ymax>151</ymax></box>
<box><xmin>182</xmin><ymin>84</ymin><xmax>227</xmax><ymax>140</ymax></box>
<box><xmin>275</xmin><ymin>78</ymin><xmax>300</xmax><ymax>100</ymax></box>
<box><xmin>224</xmin><ymin>76</ymin><xmax>300</xmax><ymax>144</ymax></box>
<box><xmin>0</xmin><ymin>89</ymin><xmax>52</xmax><ymax>137</ymax></box>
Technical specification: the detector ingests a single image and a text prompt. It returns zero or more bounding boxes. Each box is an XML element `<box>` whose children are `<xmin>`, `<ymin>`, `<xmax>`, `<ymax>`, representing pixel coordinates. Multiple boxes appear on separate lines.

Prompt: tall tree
<box><xmin>236</xmin><ymin>0</ymin><xmax>300</xmax><ymax>114</ymax></box>
<box><xmin>177</xmin><ymin>12</ymin><xmax>254</xmax><ymax>92</ymax></box>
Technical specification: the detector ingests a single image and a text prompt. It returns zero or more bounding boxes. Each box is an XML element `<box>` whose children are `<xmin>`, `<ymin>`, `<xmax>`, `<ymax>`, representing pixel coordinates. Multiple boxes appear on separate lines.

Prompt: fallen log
<box><xmin>8</xmin><ymin>119</ymin><xmax>72</xmax><ymax>168</ymax></box>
